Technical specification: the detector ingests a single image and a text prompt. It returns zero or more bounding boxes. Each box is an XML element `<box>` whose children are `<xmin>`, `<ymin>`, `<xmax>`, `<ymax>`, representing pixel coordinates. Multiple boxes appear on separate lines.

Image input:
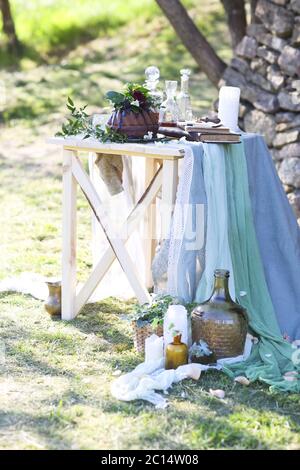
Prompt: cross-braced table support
<box><xmin>49</xmin><ymin>138</ymin><xmax>184</xmax><ymax>320</ymax></box>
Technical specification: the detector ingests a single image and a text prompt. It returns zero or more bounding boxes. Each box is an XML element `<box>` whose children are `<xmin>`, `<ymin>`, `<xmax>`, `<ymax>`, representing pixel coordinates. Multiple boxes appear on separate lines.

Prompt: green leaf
<box><xmin>67</xmin><ymin>96</ymin><xmax>74</xmax><ymax>107</ymax></box>
<box><xmin>106</xmin><ymin>91</ymin><xmax>125</xmax><ymax>105</ymax></box>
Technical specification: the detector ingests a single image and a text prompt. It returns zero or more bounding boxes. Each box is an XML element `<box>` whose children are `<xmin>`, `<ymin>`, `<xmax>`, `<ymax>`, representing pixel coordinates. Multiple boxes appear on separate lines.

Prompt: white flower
<box><xmin>143</xmin><ymin>131</ymin><xmax>153</xmax><ymax>141</ymax></box>
<box><xmin>131</xmin><ymin>100</ymin><xmax>140</xmax><ymax>107</ymax></box>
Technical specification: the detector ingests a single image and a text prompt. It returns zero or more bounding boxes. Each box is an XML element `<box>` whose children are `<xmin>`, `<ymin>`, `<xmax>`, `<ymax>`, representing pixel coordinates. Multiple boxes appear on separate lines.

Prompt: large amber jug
<box><xmin>191</xmin><ymin>270</ymin><xmax>248</xmax><ymax>359</ymax></box>
<box><xmin>165</xmin><ymin>334</ymin><xmax>188</xmax><ymax>370</ymax></box>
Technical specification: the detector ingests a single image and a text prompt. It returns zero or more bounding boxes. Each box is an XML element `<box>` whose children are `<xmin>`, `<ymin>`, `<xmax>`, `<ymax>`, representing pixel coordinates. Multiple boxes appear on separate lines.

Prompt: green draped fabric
<box><xmin>220</xmin><ymin>141</ymin><xmax>300</xmax><ymax>392</ymax></box>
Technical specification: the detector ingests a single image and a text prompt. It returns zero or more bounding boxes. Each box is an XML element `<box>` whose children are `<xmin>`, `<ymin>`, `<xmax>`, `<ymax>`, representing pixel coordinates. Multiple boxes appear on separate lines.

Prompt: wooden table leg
<box><xmin>144</xmin><ymin>158</ymin><xmax>157</xmax><ymax>289</ymax></box>
<box><xmin>72</xmin><ymin>154</ymin><xmax>151</xmax><ymax>305</ymax></box>
<box><xmin>88</xmin><ymin>152</ymin><xmax>103</xmax><ymax>269</ymax></box>
<box><xmin>161</xmin><ymin>159</ymin><xmax>178</xmax><ymax>239</ymax></box>
<box><xmin>62</xmin><ymin>149</ymin><xmax>77</xmax><ymax>320</ymax></box>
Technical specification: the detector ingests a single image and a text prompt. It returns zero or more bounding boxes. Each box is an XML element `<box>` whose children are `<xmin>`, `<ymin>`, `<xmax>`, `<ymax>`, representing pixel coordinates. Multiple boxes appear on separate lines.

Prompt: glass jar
<box><xmin>191</xmin><ymin>270</ymin><xmax>248</xmax><ymax>359</ymax></box>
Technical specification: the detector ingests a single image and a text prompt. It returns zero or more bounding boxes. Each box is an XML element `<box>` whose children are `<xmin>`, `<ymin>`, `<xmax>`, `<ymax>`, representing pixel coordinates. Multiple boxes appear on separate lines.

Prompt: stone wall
<box><xmin>221</xmin><ymin>0</ymin><xmax>300</xmax><ymax>222</ymax></box>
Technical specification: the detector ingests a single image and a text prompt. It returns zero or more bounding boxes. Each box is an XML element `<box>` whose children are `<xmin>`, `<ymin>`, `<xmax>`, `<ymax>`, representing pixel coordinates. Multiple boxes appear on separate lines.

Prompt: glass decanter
<box><xmin>159</xmin><ymin>80</ymin><xmax>179</xmax><ymax>126</ymax></box>
<box><xmin>177</xmin><ymin>68</ymin><xmax>193</xmax><ymax>122</ymax></box>
<box><xmin>145</xmin><ymin>66</ymin><xmax>163</xmax><ymax>111</ymax></box>
<box><xmin>191</xmin><ymin>269</ymin><xmax>248</xmax><ymax>359</ymax></box>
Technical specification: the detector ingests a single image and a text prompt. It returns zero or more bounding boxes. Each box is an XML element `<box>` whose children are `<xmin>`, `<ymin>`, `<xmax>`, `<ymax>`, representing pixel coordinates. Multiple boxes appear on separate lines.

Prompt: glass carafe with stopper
<box><xmin>159</xmin><ymin>80</ymin><xmax>179</xmax><ymax>127</ymax></box>
<box><xmin>191</xmin><ymin>269</ymin><xmax>248</xmax><ymax>359</ymax></box>
<box><xmin>177</xmin><ymin>68</ymin><xmax>193</xmax><ymax>122</ymax></box>
<box><xmin>145</xmin><ymin>66</ymin><xmax>163</xmax><ymax>111</ymax></box>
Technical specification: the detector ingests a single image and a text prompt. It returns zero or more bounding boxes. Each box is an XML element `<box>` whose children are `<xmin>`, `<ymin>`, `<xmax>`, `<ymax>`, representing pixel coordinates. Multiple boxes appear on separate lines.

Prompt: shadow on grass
<box><xmin>6</xmin><ymin>342</ymin><xmax>76</xmax><ymax>379</ymax></box>
<box><xmin>98</xmin><ymin>393</ymin><xmax>268</xmax><ymax>450</ymax></box>
<box><xmin>0</xmin><ymin>44</ymin><xmax>46</xmax><ymax>70</ymax></box>
<box><xmin>0</xmin><ymin>153</ymin><xmax>61</xmax><ymax>182</ymax></box>
<box><xmin>100</xmin><ymin>368</ymin><xmax>300</xmax><ymax>449</ymax></box>
<box><xmin>0</xmin><ymin>409</ymin><xmax>75</xmax><ymax>449</ymax></box>
<box><xmin>70</xmin><ymin>299</ymin><xmax>133</xmax><ymax>339</ymax></box>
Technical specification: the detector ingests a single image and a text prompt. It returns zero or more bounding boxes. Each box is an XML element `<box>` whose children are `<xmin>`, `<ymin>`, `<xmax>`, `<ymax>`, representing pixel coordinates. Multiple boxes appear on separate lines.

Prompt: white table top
<box><xmin>48</xmin><ymin>136</ymin><xmax>185</xmax><ymax>160</ymax></box>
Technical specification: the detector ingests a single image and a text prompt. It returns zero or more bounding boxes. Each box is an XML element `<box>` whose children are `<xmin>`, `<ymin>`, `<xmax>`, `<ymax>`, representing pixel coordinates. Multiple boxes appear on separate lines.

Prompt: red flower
<box><xmin>132</xmin><ymin>90</ymin><xmax>147</xmax><ymax>103</ymax></box>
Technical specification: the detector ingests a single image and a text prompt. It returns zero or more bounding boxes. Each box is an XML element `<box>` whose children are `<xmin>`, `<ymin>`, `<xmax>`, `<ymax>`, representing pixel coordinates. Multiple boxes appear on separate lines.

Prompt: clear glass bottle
<box><xmin>177</xmin><ymin>69</ymin><xmax>193</xmax><ymax>122</ymax></box>
<box><xmin>191</xmin><ymin>270</ymin><xmax>248</xmax><ymax>359</ymax></box>
<box><xmin>159</xmin><ymin>80</ymin><xmax>179</xmax><ymax>126</ymax></box>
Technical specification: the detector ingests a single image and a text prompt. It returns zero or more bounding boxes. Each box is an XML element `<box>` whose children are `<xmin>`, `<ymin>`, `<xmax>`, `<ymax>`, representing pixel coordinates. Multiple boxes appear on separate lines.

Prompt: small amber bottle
<box><xmin>165</xmin><ymin>334</ymin><xmax>188</xmax><ymax>370</ymax></box>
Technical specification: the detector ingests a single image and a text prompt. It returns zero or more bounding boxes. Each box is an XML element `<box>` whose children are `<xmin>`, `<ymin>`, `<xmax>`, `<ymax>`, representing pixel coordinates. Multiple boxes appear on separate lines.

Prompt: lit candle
<box><xmin>218</xmin><ymin>86</ymin><xmax>241</xmax><ymax>132</ymax></box>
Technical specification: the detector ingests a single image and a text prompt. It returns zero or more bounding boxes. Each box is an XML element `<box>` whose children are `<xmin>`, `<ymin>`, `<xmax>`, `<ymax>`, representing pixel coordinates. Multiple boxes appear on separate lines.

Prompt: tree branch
<box><xmin>156</xmin><ymin>0</ymin><xmax>226</xmax><ymax>87</ymax></box>
<box><xmin>221</xmin><ymin>0</ymin><xmax>247</xmax><ymax>48</ymax></box>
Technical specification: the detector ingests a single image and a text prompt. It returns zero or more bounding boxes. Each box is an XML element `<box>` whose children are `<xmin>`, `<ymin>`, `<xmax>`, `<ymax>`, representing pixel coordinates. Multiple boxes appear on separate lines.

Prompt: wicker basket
<box><xmin>132</xmin><ymin>321</ymin><xmax>163</xmax><ymax>354</ymax></box>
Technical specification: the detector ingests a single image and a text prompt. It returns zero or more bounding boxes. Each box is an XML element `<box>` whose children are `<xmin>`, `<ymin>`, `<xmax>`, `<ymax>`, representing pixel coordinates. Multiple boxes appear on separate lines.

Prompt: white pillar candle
<box><xmin>145</xmin><ymin>334</ymin><xmax>164</xmax><ymax>363</ymax></box>
<box><xmin>218</xmin><ymin>86</ymin><xmax>241</xmax><ymax>132</ymax></box>
<box><xmin>163</xmin><ymin>305</ymin><xmax>188</xmax><ymax>353</ymax></box>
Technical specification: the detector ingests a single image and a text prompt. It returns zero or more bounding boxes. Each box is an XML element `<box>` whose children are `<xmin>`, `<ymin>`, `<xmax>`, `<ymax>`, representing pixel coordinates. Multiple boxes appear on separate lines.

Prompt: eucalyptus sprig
<box><xmin>56</xmin><ymin>97</ymin><xmax>128</xmax><ymax>143</ymax></box>
<box><xmin>56</xmin><ymin>97</ymin><xmax>89</xmax><ymax>137</ymax></box>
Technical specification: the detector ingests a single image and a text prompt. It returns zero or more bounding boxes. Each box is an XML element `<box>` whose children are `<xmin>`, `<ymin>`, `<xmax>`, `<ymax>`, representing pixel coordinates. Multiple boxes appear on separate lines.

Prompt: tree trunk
<box><xmin>155</xmin><ymin>0</ymin><xmax>226</xmax><ymax>87</ymax></box>
<box><xmin>0</xmin><ymin>0</ymin><xmax>21</xmax><ymax>53</ymax></box>
<box><xmin>221</xmin><ymin>0</ymin><xmax>247</xmax><ymax>48</ymax></box>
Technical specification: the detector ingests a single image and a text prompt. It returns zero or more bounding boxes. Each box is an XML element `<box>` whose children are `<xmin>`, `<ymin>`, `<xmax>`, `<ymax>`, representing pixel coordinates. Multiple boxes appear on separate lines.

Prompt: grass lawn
<box><xmin>0</xmin><ymin>0</ymin><xmax>300</xmax><ymax>451</ymax></box>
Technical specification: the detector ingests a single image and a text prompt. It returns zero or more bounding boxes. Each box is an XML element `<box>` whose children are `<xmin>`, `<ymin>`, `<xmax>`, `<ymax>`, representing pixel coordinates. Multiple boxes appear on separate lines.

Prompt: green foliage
<box><xmin>106</xmin><ymin>82</ymin><xmax>158</xmax><ymax>113</ymax></box>
<box><xmin>129</xmin><ymin>295</ymin><xmax>181</xmax><ymax>328</ymax></box>
<box><xmin>56</xmin><ymin>97</ymin><xmax>127</xmax><ymax>143</ymax></box>
<box><xmin>168</xmin><ymin>322</ymin><xmax>181</xmax><ymax>338</ymax></box>
<box><xmin>190</xmin><ymin>340</ymin><xmax>213</xmax><ymax>358</ymax></box>
<box><xmin>56</xmin><ymin>97</ymin><xmax>89</xmax><ymax>137</ymax></box>
<box><xmin>0</xmin><ymin>0</ymin><xmax>158</xmax><ymax>60</ymax></box>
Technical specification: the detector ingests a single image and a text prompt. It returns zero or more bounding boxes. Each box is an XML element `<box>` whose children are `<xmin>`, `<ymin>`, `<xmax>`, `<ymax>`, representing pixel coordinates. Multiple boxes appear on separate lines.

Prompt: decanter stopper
<box><xmin>145</xmin><ymin>66</ymin><xmax>163</xmax><ymax>110</ymax></box>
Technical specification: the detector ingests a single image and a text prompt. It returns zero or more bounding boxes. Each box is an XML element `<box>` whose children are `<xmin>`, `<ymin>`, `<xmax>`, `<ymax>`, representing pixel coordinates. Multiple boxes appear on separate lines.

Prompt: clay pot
<box><xmin>107</xmin><ymin>109</ymin><xmax>159</xmax><ymax>138</ymax></box>
<box><xmin>44</xmin><ymin>281</ymin><xmax>61</xmax><ymax>317</ymax></box>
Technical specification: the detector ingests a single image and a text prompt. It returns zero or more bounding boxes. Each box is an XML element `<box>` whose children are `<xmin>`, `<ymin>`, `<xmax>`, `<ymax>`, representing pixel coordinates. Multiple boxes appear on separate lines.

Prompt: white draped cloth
<box><xmin>195</xmin><ymin>144</ymin><xmax>235</xmax><ymax>301</ymax></box>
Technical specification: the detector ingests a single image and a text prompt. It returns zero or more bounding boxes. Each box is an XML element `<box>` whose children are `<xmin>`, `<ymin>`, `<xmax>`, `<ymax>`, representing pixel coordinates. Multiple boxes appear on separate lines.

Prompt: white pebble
<box><xmin>209</xmin><ymin>388</ymin><xmax>225</xmax><ymax>399</ymax></box>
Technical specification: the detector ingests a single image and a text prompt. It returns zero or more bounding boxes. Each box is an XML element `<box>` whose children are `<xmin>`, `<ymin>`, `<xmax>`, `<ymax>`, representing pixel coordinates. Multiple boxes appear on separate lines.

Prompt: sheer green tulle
<box><xmin>211</xmin><ymin>141</ymin><xmax>300</xmax><ymax>392</ymax></box>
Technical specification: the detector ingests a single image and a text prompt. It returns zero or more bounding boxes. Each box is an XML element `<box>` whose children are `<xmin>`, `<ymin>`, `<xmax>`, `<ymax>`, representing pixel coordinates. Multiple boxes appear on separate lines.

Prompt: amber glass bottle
<box><xmin>165</xmin><ymin>334</ymin><xmax>188</xmax><ymax>370</ymax></box>
<box><xmin>192</xmin><ymin>269</ymin><xmax>248</xmax><ymax>359</ymax></box>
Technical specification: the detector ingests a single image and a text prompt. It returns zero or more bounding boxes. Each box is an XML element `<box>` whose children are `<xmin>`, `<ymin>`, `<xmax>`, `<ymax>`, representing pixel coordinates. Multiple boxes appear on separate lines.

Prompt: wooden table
<box><xmin>48</xmin><ymin>137</ymin><xmax>184</xmax><ymax>320</ymax></box>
